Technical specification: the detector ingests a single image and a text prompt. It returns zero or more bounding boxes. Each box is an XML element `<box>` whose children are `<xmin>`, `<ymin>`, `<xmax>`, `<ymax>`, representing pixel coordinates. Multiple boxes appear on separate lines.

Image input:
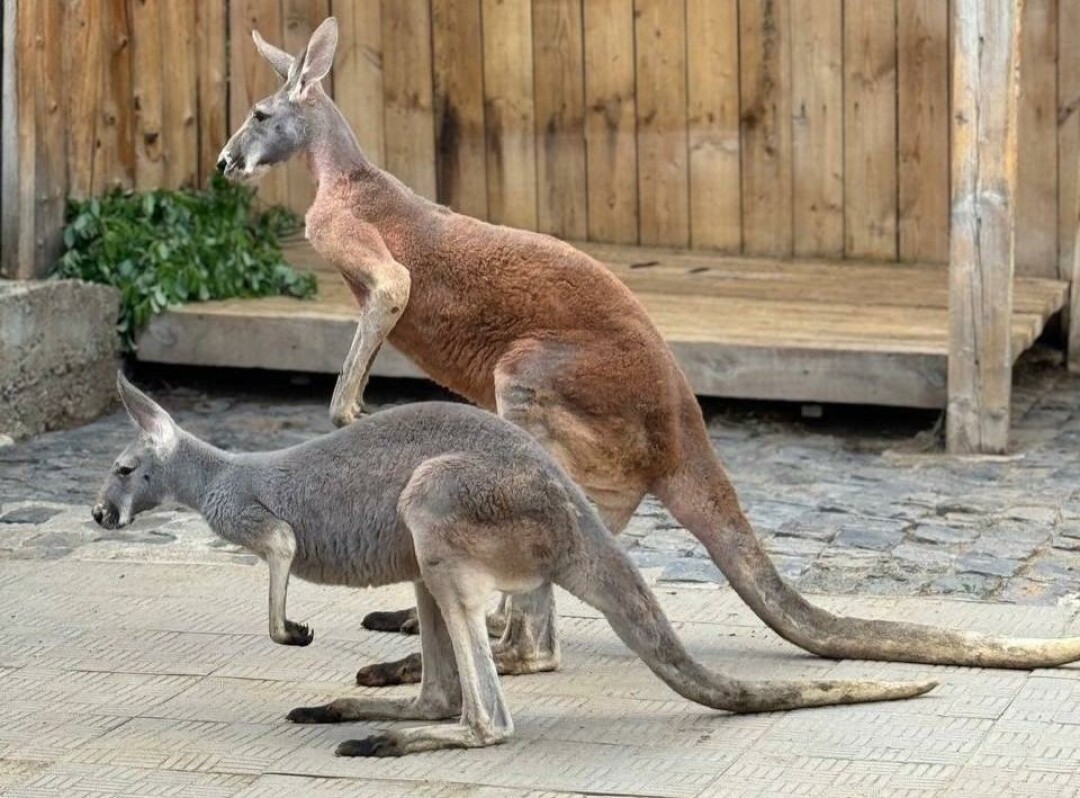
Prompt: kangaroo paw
<box><xmin>272</xmin><ymin>620</ymin><xmax>314</xmax><ymax>647</ymax></box>
<box><xmin>336</xmin><ymin>733</ymin><xmax>402</xmax><ymax>758</ymax></box>
<box><xmin>361</xmin><ymin>607</ymin><xmax>419</xmax><ymax>634</ymax></box>
<box><xmin>356</xmin><ymin>652</ymin><xmax>423</xmax><ymax>687</ymax></box>
<box><xmin>287</xmin><ymin>703</ymin><xmax>344</xmax><ymax>724</ymax></box>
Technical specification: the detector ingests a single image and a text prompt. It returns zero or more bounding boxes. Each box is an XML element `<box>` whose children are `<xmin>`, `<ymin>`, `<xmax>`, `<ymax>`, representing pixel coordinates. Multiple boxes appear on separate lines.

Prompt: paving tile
<box><xmin>3</xmin><ymin>762</ymin><xmax>255</xmax><ymax>797</ymax></box>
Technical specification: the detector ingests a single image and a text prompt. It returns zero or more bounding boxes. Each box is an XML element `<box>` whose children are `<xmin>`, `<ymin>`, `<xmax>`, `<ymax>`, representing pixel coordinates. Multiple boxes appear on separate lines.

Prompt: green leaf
<box><xmin>55</xmin><ymin>178</ymin><xmax>316</xmax><ymax>349</ymax></box>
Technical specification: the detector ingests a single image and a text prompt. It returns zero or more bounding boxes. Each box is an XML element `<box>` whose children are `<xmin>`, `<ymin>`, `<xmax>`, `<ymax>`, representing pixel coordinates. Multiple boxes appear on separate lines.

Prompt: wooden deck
<box><xmin>135</xmin><ymin>241</ymin><xmax>1069</xmax><ymax>409</ymax></box>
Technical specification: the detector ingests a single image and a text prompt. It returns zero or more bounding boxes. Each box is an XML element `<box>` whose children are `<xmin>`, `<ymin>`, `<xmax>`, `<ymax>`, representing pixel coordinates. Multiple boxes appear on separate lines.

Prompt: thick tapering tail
<box><xmin>653</xmin><ymin>435</ymin><xmax>1080</xmax><ymax>670</ymax></box>
<box><xmin>557</xmin><ymin>502</ymin><xmax>937</xmax><ymax>713</ymax></box>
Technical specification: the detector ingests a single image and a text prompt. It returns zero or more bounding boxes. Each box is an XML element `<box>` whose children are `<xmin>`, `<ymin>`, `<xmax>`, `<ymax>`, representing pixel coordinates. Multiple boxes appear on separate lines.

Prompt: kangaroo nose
<box><xmin>91</xmin><ymin>504</ymin><xmax>104</xmax><ymax>524</ymax></box>
<box><xmin>216</xmin><ymin>157</ymin><xmax>228</xmax><ymax>173</ymax></box>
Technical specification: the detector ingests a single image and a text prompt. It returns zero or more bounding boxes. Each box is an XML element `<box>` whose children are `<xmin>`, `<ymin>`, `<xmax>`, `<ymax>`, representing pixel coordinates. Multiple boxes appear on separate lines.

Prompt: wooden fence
<box><xmin>3</xmin><ymin>0</ymin><xmax>1079</xmax><ymax>282</ymax></box>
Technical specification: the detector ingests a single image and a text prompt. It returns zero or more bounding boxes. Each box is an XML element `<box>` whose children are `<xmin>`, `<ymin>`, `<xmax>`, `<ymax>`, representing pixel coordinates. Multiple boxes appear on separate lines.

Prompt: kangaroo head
<box><xmin>217</xmin><ymin>17</ymin><xmax>338</xmax><ymax>183</ymax></box>
<box><xmin>92</xmin><ymin>373</ymin><xmax>181</xmax><ymax>530</ymax></box>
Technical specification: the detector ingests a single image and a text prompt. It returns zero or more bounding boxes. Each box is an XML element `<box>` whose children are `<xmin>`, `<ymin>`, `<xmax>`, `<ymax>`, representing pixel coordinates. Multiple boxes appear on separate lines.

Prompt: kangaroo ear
<box><xmin>253</xmin><ymin>29</ymin><xmax>295</xmax><ymax>81</ymax></box>
<box><xmin>116</xmin><ymin>372</ymin><xmax>178</xmax><ymax>451</ymax></box>
<box><xmin>290</xmin><ymin>17</ymin><xmax>337</xmax><ymax>99</ymax></box>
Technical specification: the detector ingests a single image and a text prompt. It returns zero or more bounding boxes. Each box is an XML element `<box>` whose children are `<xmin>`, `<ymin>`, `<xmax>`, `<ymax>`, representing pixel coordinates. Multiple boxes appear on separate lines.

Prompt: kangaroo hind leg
<box><xmin>288</xmin><ymin>581</ymin><xmax>460</xmax><ymax>724</ymax></box>
<box><xmin>339</xmin><ymin>457</ymin><xmax>518</xmax><ymax>756</ymax></box>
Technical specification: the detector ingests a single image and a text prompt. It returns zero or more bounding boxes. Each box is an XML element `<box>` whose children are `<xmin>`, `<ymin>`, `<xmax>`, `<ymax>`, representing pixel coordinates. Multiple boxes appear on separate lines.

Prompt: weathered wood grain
<box><xmin>62</xmin><ymin>0</ymin><xmax>102</xmax><ymax>202</ymax></box>
<box><xmin>635</xmin><ymin>0</ymin><xmax>689</xmax><ymax>247</ymax></box>
<box><xmin>333</xmin><ymin>0</ymin><xmax>385</xmax><ymax>167</ymax></box>
<box><xmin>0</xmin><ymin>0</ymin><xmax>18</xmax><ymax>277</ymax></box>
<box><xmin>33</xmin><ymin>0</ymin><xmax>67</xmax><ymax>276</ymax></box>
<box><xmin>131</xmin><ymin>0</ymin><xmax>165</xmax><ymax>190</ymax></box>
<box><xmin>382</xmin><ymin>0</ymin><xmax>436</xmax><ymax>199</ymax></box>
<box><xmin>948</xmin><ymin>0</ymin><xmax>1023</xmax><ymax>453</ymax></box>
<box><xmin>739</xmin><ymin>0</ymin><xmax>793</xmax><ymax>256</ymax></box>
<box><xmin>686</xmin><ymin>0</ymin><xmax>740</xmax><ymax>252</ymax></box>
<box><xmin>161</xmin><ymin>0</ymin><xmax>198</xmax><ymax>189</ymax></box>
<box><xmin>195</xmin><ymin>0</ymin><xmax>228</xmax><ymax>188</ymax></box>
<box><xmin>897</xmin><ymin>0</ymin><xmax>949</xmax><ymax>263</ymax></box>
<box><xmin>97</xmin><ymin>0</ymin><xmax>136</xmax><ymax>193</ymax></box>
<box><xmin>582</xmin><ymin>0</ymin><xmax>637</xmax><ymax>243</ymax></box>
<box><xmin>533</xmin><ymin>0</ymin><xmax>587</xmax><ymax>239</ymax></box>
<box><xmin>790</xmin><ymin>0</ymin><xmax>842</xmax><ymax>257</ymax></box>
<box><xmin>481</xmin><ymin>0</ymin><xmax>537</xmax><ymax>228</ymax></box>
<box><xmin>1015</xmin><ymin>0</ymin><xmax>1058</xmax><ymax>277</ymax></box>
<box><xmin>431</xmin><ymin>0</ymin><xmax>487</xmax><ymax>217</ymax></box>
<box><xmin>844</xmin><ymin>0</ymin><xmax>897</xmax><ymax>260</ymax></box>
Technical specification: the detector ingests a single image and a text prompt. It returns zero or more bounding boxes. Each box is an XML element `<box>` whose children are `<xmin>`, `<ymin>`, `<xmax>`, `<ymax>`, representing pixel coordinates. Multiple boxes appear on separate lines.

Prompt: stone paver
<box><xmin>0</xmin><ymin>559</ymin><xmax>1077</xmax><ymax>797</ymax></box>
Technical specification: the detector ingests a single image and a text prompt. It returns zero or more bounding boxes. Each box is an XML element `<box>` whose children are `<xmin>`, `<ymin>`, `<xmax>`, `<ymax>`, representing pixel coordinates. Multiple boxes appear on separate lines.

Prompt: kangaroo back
<box><xmin>555</xmin><ymin>502</ymin><xmax>936</xmax><ymax>713</ymax></box>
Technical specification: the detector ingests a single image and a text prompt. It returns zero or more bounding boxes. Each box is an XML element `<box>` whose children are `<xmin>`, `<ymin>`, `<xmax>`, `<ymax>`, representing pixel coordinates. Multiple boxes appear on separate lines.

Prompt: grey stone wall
<box><xmin>0</xmin><ymin>280</ymin><xmax>121</xmax><ymax>441</ymax></box>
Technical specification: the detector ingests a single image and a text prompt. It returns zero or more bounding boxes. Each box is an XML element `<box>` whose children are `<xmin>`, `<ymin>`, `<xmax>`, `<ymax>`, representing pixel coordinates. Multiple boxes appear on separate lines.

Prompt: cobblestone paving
<box><xmin>3</xmin><ymin>348</ymin><xmax>1080</xmax><ymax>607</ymax></box>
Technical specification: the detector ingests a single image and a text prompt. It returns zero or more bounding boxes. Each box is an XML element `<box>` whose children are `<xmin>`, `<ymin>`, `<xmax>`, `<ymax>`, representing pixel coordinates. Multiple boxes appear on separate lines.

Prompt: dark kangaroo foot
<box><xmin>356</xmin><ymin>652</ymin><xmax>423</xmax><ymax>686</ymax></box>
<box><xmin>361</xmin><ymin>607</ymin><xmax>419</xmax><ymax>635</ymax></box>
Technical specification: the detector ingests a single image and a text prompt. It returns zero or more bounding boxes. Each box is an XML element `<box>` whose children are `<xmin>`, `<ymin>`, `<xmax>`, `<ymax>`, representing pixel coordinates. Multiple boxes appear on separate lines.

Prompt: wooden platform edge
<box><xmin>136</xmin><ymin>309</ymin><xmax>948</xmax><ymax>408</ymax></box>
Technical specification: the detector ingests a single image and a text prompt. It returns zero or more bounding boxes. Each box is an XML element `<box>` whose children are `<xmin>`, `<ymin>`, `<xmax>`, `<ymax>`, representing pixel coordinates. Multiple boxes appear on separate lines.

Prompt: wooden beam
<box><xmin>947</xmin><ymin>0</ymin><xmax>1024</xmax><ymax>454</ymax></box>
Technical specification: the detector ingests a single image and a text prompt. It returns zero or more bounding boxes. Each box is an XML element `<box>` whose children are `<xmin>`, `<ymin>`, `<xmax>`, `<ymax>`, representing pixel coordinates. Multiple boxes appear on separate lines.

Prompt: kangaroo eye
<box><xmin>253</xmin><ymin>109</ymin><xmax>269</xmax><ymax>123</ymax></box>
<box><xmin>116</xmin><ymin>465</ymin><xmax>135</xmax><ymax>477</ymax></box>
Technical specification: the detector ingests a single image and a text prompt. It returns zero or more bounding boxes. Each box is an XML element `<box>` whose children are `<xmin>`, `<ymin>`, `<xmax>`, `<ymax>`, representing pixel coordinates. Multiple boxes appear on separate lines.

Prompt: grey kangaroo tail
<box><xmin>652</xmin><ymin>431</ymin><xmax>1080</xmax><ymax>670</ymax></box>
<box><xmin>557</xmin><ymin>499</ymin><xmax>937</xmax><ymax>713</ymax></box>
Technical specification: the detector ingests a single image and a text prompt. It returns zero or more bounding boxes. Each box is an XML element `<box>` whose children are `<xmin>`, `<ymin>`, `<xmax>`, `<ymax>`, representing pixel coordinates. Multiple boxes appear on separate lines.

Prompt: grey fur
<box><xmin>93</xmin><ymin>374</ymin><xmax>937</xmax><ymax>757</ymax></box>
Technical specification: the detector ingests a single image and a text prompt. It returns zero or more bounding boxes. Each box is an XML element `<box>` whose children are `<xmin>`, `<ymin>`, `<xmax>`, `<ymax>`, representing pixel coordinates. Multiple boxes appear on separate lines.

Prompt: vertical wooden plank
<box><xmin>948</xmin><ymin>0</ymin><xmax>1022</xmax><ymax>454</ymax></box>
<box><xmin>897</xmin><ymin>0</ymin><xmax>950</xmax><ymax>263</ymax></box>
<box><xmin>1015</xmin><ymin>0</ymin><xmax>1058</xmax><ymax>277</ymax></box>
<box><xmin>431</xmin><ymin>0</ymin><xmax>487</xmax><ymax>217</ymax></box>
<box><xmin>230</xmin><ymin>0</ymin><xmax>288</xmax><ymax>207</ymax></box>
<box><xmin>382</xmin><ymin>0</ymin><xmax>436</xmax><ymax>199</ymax></box>
<box><xmin>582</xmin><ymin>0</ymin><xmax>637</xmax><ymax>243</ymax></box>
<box><xmin>97</xmin><ymin>0</ymin><xmax>135</xmax><ymax>192</ymax></box>
<box><xmin>63</xmin><ymin>0</ymin><xmax>102</xmax><ymax>200</ymax></box>
<box><xmin>13</xmin><ymin>0</ymin><xmax>35</xmax><ymax>277</ymax></box>
<box><xmin>195</xmin><ymin>0</ymin><xmax>228</xmax><ymax>187</ymax></box>
<box><xmin>843</xmin><ymin>0</ymin><xmax>898</xmax><ymax>260</ymax></box>
<box><xmin>634</xmin><ymin>0</ymin><xmax>688</xmax><ymax>246</ymax></box>
<box><xmin>533</xmin><ymin>0</ymin><xmax>587</xmax><ymax>239</ymax></box>
<box><xmin>790</xmin><ymin>0</ymin><xmax>843</xmax><ymax>257</ymax></box>
<box><xmin>33</xmin><ymin>0</ymin><xmax>67</xmax><ymax>276</ymax></box>
<box><xmin>1</xmin><ymin>0</ymin><xmax>21</xmax><ymax>277</ymax></box>
<box><xmin>334</xmin><ymin>0</ymin><xmax>385</xmax><ymax>167</ymax></box>
<box><xmin>1060</xmin><ymin>0</ymin><xmax>1080</xmax><ymax>286</ymax></box>
<box><xmin>1061</xmin><ymin>0</ymin><xmax>1080</xmax><ymax>369</ymax></box>
<box><xmin>131</xmin><ymin>0</ymin><xmax>165</xmax><ymax>190</ymax></box>
<box><xmin>739</xmin><ymin>0</ymin><xmax>793</xmax><ymax>256</ymax></box>
<box><xmin>687</xmin><ymin>0</ymin><xmax>740</xmax><ymax>252</ymax></box>
<box><xmin>281</xmin><ymin>0</ymin><xmax>330</xmax><ymax>211</ymax></box>
<box><xmin>161</xmin><ymin>1</ymin><xmax>198</xmax><ymax>189</ymax></box>
<box><xmin>481</xmin><ymin>0</ymin><xmax>537</xmax><ymax>228</ymax></box>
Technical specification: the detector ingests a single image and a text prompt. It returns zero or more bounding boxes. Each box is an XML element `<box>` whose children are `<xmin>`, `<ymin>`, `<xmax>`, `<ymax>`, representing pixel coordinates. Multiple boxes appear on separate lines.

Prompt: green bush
<box><xmin>53</xmin><ymin>176</ymin><xmax>317</xmax><ymax>349</ymax></box>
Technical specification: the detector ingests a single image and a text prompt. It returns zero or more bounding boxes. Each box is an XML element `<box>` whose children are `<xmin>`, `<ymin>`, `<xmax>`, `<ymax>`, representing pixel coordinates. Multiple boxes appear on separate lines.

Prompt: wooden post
<box><xmin>947</xmin><ymin>0</ymin><xmax>1024</xmax><ymax>454</ymax></box>
<box><xmin>1069</xmin><ymin>148</ymin><xmax>1080</xmax><ymax>372</ymax></box>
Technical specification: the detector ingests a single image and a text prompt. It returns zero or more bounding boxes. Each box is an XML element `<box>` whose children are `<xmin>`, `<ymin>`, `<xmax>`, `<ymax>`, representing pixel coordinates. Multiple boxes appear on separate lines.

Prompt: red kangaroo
<box><xmin>217</xmin><ymin>17</ymin><xmax>1080</xmax><ymax>686</ymax></box>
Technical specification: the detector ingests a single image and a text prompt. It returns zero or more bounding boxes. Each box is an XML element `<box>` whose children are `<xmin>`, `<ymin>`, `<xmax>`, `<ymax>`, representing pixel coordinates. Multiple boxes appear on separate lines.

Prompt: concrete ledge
<box><xmin>0</xmin><ymin>279</ymin><xmax>120</xmax><ymax>440</ymax></box>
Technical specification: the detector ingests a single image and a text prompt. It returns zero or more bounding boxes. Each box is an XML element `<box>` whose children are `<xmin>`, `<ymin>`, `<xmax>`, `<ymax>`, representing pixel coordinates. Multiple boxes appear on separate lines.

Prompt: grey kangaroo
<box><xmin>93</xmin><ymin>373</ymin><xmax>937</xmax><ymax>757</ymax></box>
<box><xmin>217</xmin><ymin>17</ymin><xmax>1080</xmax><ymax>687</ymax></box>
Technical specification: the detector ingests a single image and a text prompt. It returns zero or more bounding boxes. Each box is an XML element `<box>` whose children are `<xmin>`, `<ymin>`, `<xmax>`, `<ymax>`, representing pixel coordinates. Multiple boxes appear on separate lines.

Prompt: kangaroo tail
<box><xmin>557</xmin><ymin>499</ymin><xmax>937</xmax><ymax>713</ymax></box>
<box><xmin>652</xmin><ymin>429</ymin><xmax>1080</xmax><ymax>669</ymax></box>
